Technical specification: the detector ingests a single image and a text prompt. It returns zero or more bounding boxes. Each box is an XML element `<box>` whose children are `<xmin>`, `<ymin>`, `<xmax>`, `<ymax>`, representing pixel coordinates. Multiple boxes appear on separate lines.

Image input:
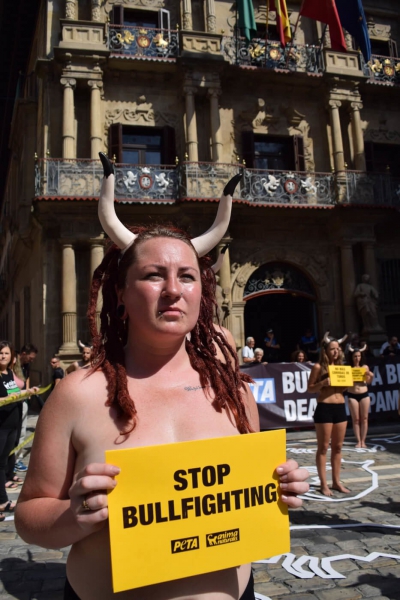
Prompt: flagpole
<box><xmin>316</xmin><ymin>23</ymin><xmax>328</xmax><ymax>66</ymax></box>
<box><xmin>284</xmin><ymin>0</ymin><xmax>305</xmax><ymax>67</ymax></box>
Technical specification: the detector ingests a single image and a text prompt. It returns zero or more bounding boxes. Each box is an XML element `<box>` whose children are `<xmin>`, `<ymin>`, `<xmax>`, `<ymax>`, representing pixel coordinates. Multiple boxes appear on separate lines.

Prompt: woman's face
<box><xmin>254</xmin><ymin>351</ymin><xmax>263</xmax><ymax>362</ymax></box>
<box><xmin>119</xmin><ymin>237</ymin><xmax>201</xmax><ymax>343</ymax></box>
<box><xmin>353</xmin><ymin>351</ymin><xmax>361</xmax><ymax>365</ymax></box>
<box><xmin>297</xmin><ymin>352</ymin><xmax>305</xmax><ymax>363</ymax></box>
<box><xmin>0</xmin><ymin>346</ymin><xmax>12</xmax><ymax>371</ymax></box>
<box><xmin>326</xmin><ymin>341</ymin><xmax>340</xmax><ymax>362</ymax></box>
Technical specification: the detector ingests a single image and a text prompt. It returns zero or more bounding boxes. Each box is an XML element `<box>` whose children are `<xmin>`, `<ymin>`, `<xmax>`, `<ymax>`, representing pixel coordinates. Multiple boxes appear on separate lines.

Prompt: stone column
<box><xmin>328</xmin><ymin>100</ymin><xmax>345</xmax><ymax>173</ymax></box>
<box><xmin>88</xmin><ymin>80</ymin><xmax>103</xmax><ymax>159</ymax></box>
<box><xmin>60</xmin><ymin>243</ymin><xmax>78</xmax><ymax>352</ymax></box>
<box><xmin>65</xmin><ymin>0</ymin><xmax>77</xmax><ymax>20</ymax></box>
<box><xmin>350</xmin><ymin>101</ymin><xmax>366</xmax><ymax>171</ymax></box>
<box><xmin>182</xmin><ymin>0</ymin><xmax>193</xmax><ymax>30</ymax></box>
<box><xmin>184</xmin><ymin>86</ymin><xmax>198</xmax><ymax>162</ymax></box>
<box><xmin>91</xmin><ymin>0</ymin><xmax>101</xmax><ymax>21</ymax></box>
<box><xmin>208</xmin><ymin>88</ymin><xmax>223</xmax><ymax>163</ymax></box>
<box><xmin>205</xmin><ymin>0</ymin><xmax>216</xmax><ymax>32</ymax></box>
<box><xmin>61</xmin><ymin>78</ymin><xmax>76</xmax><ymax>159</ymax></box>
<box><xmin>362</xmin><ymin>242</ymin><xmax>379</xmax><ymax>290</ymax></box>
<box><xmin>90</xmin><ymin>240</ymin><xmax>104</xmax><ymax>330</ymax></box>
<box><xmin>340</xmin><ymin>243</ymin><xmax>358</xmax><ymax>333</ymax></box>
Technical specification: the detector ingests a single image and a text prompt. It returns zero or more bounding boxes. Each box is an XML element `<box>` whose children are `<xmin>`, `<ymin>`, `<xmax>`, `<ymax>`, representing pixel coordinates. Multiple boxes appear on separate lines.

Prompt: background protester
<box><xmin>242</xmin><ymin>336</ymin><xmax>255</xmax><ymax>363</ymax></box>
<box><xmin>66</xmin><ymin>341</ymin><xmax>92</xmax><ymax>374</ymax></box>
<box><xmin>298</xmin><ymin>328</ymin><xmax>319</xmax><ymax>362</ymax></box>
<box><xmin>379</xmin><ymin>336</ymin><xmax>400</xmax><ymax>357</ymax></box>
<box><xmin>307</xmin><ymin>333</ymin><xmax>349</xmax><ymax>497</ymax></box>
<box><xmin>264</xmin><ymin>328</ymin><xmax>281</xmax><ymax>363</ymax></box>
<box><xmin>0</xmin><ymin>342</ymin><xmax>38</xmax><ymax>517</ymax></box>
<box><xmin>346</xmin><ymin>345</ymin><xmax>374</xmax><ymax>448</ymax></box>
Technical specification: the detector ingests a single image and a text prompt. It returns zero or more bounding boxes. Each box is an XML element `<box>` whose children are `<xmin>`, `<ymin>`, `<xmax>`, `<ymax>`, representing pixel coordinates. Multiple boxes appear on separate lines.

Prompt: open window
<box><xmin>370</xmin><ymin>38</ymin><xmax>398</xmax><ymax>58</ymax></box>
<box><xmin>112</xmin><ymin>5</ymin><xmax>170</xmax><ymax>29</ymax></box>
<box><xmin>242</xmin><ymin>132</ymin><xmax>305</xmax><ymax>171</ymax></box>
<box><xmin>108</xmin><ymin>124</ymin><xmax>176</xmax><ymax>165</ymax></box>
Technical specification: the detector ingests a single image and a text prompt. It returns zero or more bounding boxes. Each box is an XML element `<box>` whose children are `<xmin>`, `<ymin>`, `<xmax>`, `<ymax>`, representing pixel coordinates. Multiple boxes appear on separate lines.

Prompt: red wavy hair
<box><xmin>87</xmin><ymin>225</ymin><xmax>253</xmax><ymax>434</ymax></box>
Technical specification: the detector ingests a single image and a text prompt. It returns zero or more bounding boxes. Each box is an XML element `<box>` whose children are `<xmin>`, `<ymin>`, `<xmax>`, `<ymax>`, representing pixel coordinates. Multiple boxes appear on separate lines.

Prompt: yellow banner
<box><xmin>328</xmin><ymin>365</ymin><xmax>353</xmax><ymax>386</ymax></box>
<box><xmin>352</xmin><ymin>367</ymin><xmax>366</xmax><ymax>382</ymax></box>
<box><xmin>106</xmin><ymin>430</ymin><xmax>289</xmax><ymax>593</ymax></box>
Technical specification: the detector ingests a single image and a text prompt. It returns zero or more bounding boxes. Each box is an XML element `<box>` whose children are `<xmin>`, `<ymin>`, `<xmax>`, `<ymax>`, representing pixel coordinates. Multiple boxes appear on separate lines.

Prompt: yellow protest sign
<box><xmin>106</xmin><ymin>430</ymin><xmax>289</xmax><ymax>593</ymax></box>
<box><xmin>328</xmin><ymin>365</ymin><xmax>353</xmax><ymax>386</ymax></box>
<box><xmin>352</xmin><ymin>367</ymin><xmax>366</xmax><ymax>382</ymax></box>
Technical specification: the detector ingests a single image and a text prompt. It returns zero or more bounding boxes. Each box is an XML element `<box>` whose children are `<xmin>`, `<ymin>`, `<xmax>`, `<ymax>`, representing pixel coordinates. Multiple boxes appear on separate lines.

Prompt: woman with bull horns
<box><xmin>66</xmin><ymin>341</ymin><xmax>93</xmax><ymax>374</ymax></box>
<box><xmin>15</xmin><ymin>153</ymin><xmax>309</xmax><ymax>600</ymax></box>
<box><xmin>346</xmin><ymin>344</ymin><xmax>374</xmax><ymax>448</ymax></box>
<box><xmin>307</xmin><ymin>332</ymin><xmax>350</xmax><ymax>497</ymax></box>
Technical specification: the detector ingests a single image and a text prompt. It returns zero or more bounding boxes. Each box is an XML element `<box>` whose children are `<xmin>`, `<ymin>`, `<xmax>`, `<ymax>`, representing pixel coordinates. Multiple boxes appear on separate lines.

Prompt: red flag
<box><xmin>269</xmin><ymin>0</ymin><xmax>292</xmax><ymax>47</ymax></box>
<box><xmin>299</xmin><ymin>0</ymin><xmax>347</xmax><ymax>53</ymax></box>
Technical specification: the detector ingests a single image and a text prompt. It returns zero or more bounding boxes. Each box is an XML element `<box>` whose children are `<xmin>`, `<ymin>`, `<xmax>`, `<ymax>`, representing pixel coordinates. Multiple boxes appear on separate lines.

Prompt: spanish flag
<box><xmin>269</xmin><ymin>0</ymin><xmax>292</xmax><ymax>46</ymax></box>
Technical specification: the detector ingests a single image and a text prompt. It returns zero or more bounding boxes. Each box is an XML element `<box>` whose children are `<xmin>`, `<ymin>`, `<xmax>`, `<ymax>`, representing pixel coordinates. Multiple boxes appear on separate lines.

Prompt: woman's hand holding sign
<box><xmin>277</xmin><ymin>459</ymin><xmax>309</xmax><ymax>508</ymax></box>
<box><xmin>69</xmin><ymin>463</ymin><xmax>120</xmax><ymax>534</ymax></box>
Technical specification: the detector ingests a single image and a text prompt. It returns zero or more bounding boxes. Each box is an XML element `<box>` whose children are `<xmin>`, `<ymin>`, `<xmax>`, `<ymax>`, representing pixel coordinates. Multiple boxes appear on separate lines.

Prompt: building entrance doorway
<box><xmin>243</xmin><ymin>262</ymin><xmax>318</xmax><ymax>361</ymax></box>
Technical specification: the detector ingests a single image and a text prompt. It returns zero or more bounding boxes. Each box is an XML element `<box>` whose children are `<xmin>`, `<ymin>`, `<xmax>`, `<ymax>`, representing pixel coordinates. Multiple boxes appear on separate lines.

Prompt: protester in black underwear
<box><xmin>346</xmin><ymin>344</ymin><xmax>374</xmax><ymax>448</ymax></box>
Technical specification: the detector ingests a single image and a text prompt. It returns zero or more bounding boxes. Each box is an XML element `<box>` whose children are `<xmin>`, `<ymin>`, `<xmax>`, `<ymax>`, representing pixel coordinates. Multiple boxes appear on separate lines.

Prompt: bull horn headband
<box><xmin>348</xmin><ymin>344</ymin><xmax>367</xmax><ymax>353</ymax></box>
<box><xmin>323</xmin><ymin>331</ymin><xmax>348</xmax><ymax>345</ymax></box>
<box><xmin>98</xmin><ymin>153</ymin><xmax>241</xmax><ymax>256</ymax></box>
<box><xmin>211</xmin><ymin>243</ymin><xmax>230</xmax><ymax>273</ymax></box>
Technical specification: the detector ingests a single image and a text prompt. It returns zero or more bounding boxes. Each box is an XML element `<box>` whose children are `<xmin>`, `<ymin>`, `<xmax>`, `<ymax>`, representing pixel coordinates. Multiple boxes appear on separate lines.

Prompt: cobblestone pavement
<box><xmin>0</xmin><ymin>416</ymin><xmax>399</xmax><ymax>599</ymax></box>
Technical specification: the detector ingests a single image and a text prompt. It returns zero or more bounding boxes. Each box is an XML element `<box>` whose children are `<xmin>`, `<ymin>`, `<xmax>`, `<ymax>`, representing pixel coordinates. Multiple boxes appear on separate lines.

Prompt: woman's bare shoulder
<box><xmin>44</xmin><ymin>369</ymin><xmax>107</xmax><ymax>414</ymax></box>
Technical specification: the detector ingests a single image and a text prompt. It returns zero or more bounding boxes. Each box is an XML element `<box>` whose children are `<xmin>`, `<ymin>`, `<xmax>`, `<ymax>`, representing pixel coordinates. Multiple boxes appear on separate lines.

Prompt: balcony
<box><xmin>221</xmin><ymin>37</ymin><xmax>323</xmax><ymax>74</ymax></box>
<box><xmin>107</xmin><ymin>24</ymin><xmax>179</xmax><ymax>60</ymax></box>
<box><xmin>180</xmin><ymin>162</ymin><xmax>334</xmax><ymax>206</ymax></box>
<box><xmin>345</xmin><ymin>171</ymin><xmax>400</xmax><ymax>206</ymax></box>
<box><xmin>34</xmin><ymin>160</ymin><xmax>400</xmax><ymax>208</ymax></box>
<box><xmin>363</xmin><ymin>54</ymin><xmax>400</xmax><ymax>85</ymax></box>
<box><xmin>34</xmin><ymin>159</ymin><xmax>178</xmax><ymax>202</ymax></box>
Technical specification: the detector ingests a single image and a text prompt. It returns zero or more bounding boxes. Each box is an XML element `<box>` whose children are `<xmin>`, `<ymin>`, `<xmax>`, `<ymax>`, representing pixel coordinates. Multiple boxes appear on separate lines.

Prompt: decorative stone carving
<box><xmin>183</xmin><ymin>12</ymin><xmax>193</xmax><ymax>30</ymax></box>
<box><xmin>364</xmin><ymin>129</ymin><xmax>400</xmax><ymax>144</ymax></box>
<box><xmin>65</xmin><ymin>0</ymin><xmax>77</xmax><ymax>20</ymax></box>
<box><xmin>367</xmin><ymin>19</ymin><xmax>391</xmax><ymax>40</ymax></box>
<box><xmin>207</xmin><ymin>15</ymin><xmax>216</xmax><ymax>33</ymax></box>
<box><xmin>105</xmin><ymin>100</ymin><xmax>178</xmax><ymax>129</ymax></box>
<box><xmin>92</xmin><ymin>0</ymin><xmax>101</xmax><ymax>21</ymax></box>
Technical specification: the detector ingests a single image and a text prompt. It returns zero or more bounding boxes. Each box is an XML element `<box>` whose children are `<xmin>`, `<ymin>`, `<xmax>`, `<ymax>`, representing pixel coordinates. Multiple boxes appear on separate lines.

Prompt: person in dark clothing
<box><xmin>50</xmin><ymin>357</ymin><xmax>65</xmax><ymax>389</ymax></box>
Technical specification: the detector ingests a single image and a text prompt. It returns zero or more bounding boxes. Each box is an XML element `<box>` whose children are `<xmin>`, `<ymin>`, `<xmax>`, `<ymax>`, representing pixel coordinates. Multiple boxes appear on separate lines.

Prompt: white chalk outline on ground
<box><xmin>254</xmin><ymin>550</ymin><xmax>400</xmax><ymax>580</ymax></box>
<box><xmin>299</xmin><ymin>458</ymin><xmax>378</xmax><ymax>502</ymax></box>
<box><xmin>287</xmin><ymin>441</ymin><xmax>387</xmax><ymax>454</ymax></box>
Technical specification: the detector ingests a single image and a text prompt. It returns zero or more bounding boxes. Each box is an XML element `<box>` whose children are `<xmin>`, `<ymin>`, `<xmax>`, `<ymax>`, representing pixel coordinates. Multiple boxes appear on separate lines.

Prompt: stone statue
<box><xmin>215</xmin><ymin>275</ymin><xmax>230</xmax><ymax>324</ymax></box>
<box><xmin>354</xmin><ymin>274</ymin><xmax>382</xmax><ymax>333</ymax></box>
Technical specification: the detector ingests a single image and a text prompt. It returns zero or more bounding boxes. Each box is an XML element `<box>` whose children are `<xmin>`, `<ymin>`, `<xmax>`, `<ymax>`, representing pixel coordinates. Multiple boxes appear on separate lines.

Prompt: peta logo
<box><xmin>249</xmin><ymin>379</ymin><xmax>276</xmax><ymax>403</ymax></box>
<box><xmin>171</xmin><ymin>536</ymin><xmax>199</xmax><ymax>554</ymax></box>
<box><xmin>206</xmin><ymin>528</ymin><xmax>240</xmax><ymax>547</ymax></box>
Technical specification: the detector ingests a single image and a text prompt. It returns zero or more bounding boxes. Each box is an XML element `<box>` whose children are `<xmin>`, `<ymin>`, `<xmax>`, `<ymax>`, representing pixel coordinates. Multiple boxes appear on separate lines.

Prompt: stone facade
<box><xmin>1</xmin><ymin>0</ymin><xmax>400</xmax><ymax>383</ymax></box>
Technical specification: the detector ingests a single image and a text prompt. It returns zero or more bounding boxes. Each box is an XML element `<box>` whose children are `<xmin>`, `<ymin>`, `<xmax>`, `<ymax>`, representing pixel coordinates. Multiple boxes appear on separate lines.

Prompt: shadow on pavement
<box><xmin>356</xmin><ymin>571</ymin><xmax>400</xmax><ymax>600</ymax></box>
<box><xmin>0</xmin><ymin>551</ymin><xmax>66</xmax><ymax>600</ymax></box>
<box><xmin>361</xmin><ymin>496</ymin><xmax>400</xmax><ymax>518</ymax></box>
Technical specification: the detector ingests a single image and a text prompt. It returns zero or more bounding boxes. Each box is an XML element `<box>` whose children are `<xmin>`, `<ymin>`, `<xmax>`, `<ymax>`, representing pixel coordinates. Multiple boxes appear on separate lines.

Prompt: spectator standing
<box><xmin>14</xmin><ymin>344</ymin><xmax>38</xmax><ymax>471</ymax></box>
<box><xmin>382</xmin><ymin>336</ymin><xmax>400</xmax><ymax>358</ymax></box>
<box><xmin>50</xmin><ymin>357</ymin><xmax>65</xmax><ymax>389</ymax></box>
<box><xmin>254</xmin><ymin>348</ymin><xmax>268</xmax><ymax>364</ymax></box>
<box><xmin>242</xmin><ymin>336</ymin><xmax>255</xmax><ymax>363</ymax></box>
<box><xmin>264</xmin><ymin>328</ymin><xmax>280</xmax><ymax>363</ymax></box>
<box><xmin>299</xmin><ymin>328</ymin><xmax>319</xmax><ymax>362</ymax></box>
<box><xmin>291</xmin><ymin>349</ymin><xmax>308</xmax><ymax>363</ymax></box>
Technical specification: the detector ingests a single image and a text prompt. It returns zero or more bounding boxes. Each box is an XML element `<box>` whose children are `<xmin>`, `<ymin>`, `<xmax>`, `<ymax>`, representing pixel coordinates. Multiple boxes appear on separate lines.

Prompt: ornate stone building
<box><xmin>1</xmin><ymin>0</ymin><xmax>400</xmax><ymax>382</ymax></box>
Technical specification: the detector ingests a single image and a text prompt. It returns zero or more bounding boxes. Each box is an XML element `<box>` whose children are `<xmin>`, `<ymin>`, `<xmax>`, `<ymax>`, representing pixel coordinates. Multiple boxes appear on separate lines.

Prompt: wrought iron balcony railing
<box><xmin>363</xmin><ymin>54</ymin><xmax>400</xmax><ymax>85</ymax></box>
<box><xmin>108</xmin><ymin>24</ymin><xmax>179</xmax><ymax>60</ymax></box>
<box><xmin>35</xmin><ymin>160</ymin><xmax>400</xmax><ymax>207</ymax></box>
<box><xmin>180</xmin><ymin>162</ymin><xmax>334</xmax><ymax>205</ymax></box>
<box><xmin>345</xmin><ymin>171</ymin><xmax>400</xmax><ymax>206</ymax></box>
<box><xmin>34</xmin><ymin>159</ymin><xmax>178</xmax><ymax>202</ymax></box>
<box><xmin>221</xmin><ymin>36</ymin><xmax>323</xmax><ymax>74</ymax></box>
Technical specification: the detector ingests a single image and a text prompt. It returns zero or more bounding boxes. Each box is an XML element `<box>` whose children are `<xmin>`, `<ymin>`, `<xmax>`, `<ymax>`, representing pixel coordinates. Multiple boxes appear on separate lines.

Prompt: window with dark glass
<box><xmin>112</xmin><ymin>5</ymin><xmax>169</xmax><ymax>29</ymax></box>
<box><xmin>255</xmin><ymin>23</ymin><xmax>281</xmax><ymax>43</ymax></box>
<box><xmin>364</xmin><ymin>142</ymin><xmax>400</xmax><ymax>173</ymax></box>
<box><xmin>242</xmin><ymin>132</ymin><xmax>305</xmax><ymax>171</ymax></box>
<box><xmin>109</xmin><ymin>124</ymin><xmax>176</xmax><ymax>165</ymax></box>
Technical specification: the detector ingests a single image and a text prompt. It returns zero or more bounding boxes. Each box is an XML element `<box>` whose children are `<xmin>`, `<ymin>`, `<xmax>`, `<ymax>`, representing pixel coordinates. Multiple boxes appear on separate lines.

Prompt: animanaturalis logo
<box><xmin>206</xmin><ymin>528</ymin><xmax>240</xmax><ymax>547</ymax></box>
